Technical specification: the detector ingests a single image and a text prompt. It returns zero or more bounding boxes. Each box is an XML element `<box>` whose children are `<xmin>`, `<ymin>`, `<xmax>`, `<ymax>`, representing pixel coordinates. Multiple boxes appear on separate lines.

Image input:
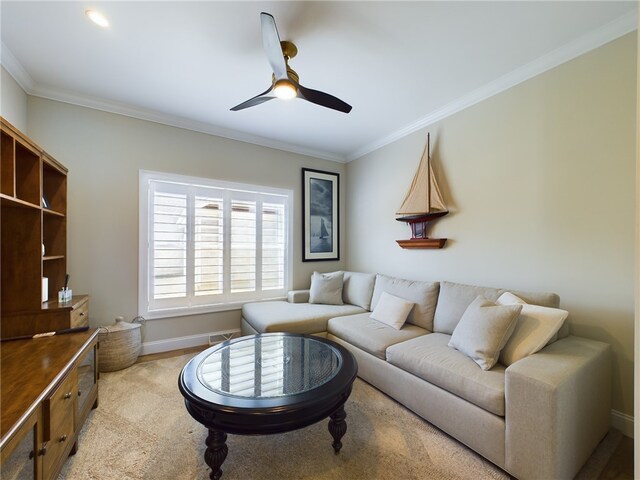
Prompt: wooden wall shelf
<box><xmin>0</xmin><ymin>116</ymin><xmax>70</xmax><ymax>337</ymax></box>
<box><xmin>396</xmin><ymin>238</ymin><xmax>447</xmax><ymax>249</ymax></box>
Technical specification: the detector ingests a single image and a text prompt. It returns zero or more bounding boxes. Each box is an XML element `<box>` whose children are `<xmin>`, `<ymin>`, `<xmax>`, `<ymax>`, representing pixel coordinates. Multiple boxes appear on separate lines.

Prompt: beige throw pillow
<box><xmin>309</xmin><ymin>271</ymin><xmax>344</xmax><ymax>305</ymax></box>
<box><xmin>448</xmin><ymin>296</ymin><xmax>522</xmax><ymax>370</ymax></box>
<box><xmin>496</xmin><ymin>292</ymin><xmax>569</xmax><ymax>366</ymax></box>
<box><xmin>370</xmin><ymin>292</ymin><xmax>415</xmax><ymax>330</ymax></box>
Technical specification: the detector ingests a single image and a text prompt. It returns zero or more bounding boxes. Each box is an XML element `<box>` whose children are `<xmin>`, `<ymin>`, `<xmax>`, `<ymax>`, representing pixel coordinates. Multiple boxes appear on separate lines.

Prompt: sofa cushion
<box><xmin>370</xmin><ymin>292</ymin><xmax>414</xmax><ymax>330</ymax></box>
<box><xmin>328</xmin><ymin>313</ymin><xmax>427</xmax><ymax>359</ymax></box>
<box><xmin>309</xmin><ymin>271</ymin><xmax>344</xmax><ymax>305</ymax></box>
<box><xmin>342</xmin><ymin>271</ymin><xmax>376</xmax><ymax>310</ymax></box>
<box><xmin>448</xmin><ymin>296</ymin><xmax>522</xmax><ymax>370</ymax></box>
<box><xmin>433</xmin><ymin>281</ymin><xmax>560</xmax><ymax>335</ymax></box>
<box><xmin>386</xmin><ymin>333</ymin><xmax>507</xmax><ymax>416</ymax></box>
<box><xmin>242</xmin><ymin>301</ymin><xmax>365</xmax><ymax>334</ymax></box>
<box><xmin>371</xmin><ymin>274</ymin><xmax>439</xmax><ymax>331</ymax></box>
<box><xmin>496</xmin><ymin>292</ymin><xmax>569</xmax><ymax>366</ymax></box>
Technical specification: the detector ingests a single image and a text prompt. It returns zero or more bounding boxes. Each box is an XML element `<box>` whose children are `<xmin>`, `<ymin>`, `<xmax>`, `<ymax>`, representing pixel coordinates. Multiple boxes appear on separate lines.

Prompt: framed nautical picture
<box><xmin>302</xmin><ymin>168</ymin><xmax>339</xmax><ymax>262</ymax></box>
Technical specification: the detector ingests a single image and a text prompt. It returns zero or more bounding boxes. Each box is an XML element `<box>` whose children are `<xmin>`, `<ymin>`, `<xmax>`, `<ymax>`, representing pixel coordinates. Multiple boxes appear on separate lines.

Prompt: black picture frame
<box><xmin>302</xmin><ymin>168</ymin><xmax>339</xmax><ymax>262</ymax></box>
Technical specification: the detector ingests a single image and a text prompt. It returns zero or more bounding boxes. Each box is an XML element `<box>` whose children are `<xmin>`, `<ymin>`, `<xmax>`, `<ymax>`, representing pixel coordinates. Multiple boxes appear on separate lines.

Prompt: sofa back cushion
<box><xmin>371</xmin><ymin>274</ymin><xmax>440</xmax><ymax>331</ymax></box>
<box><xmin>433</xmin><ymin>281</ymin><xmax>560</xmax><ymax>335</ymax></box>
<box><xmin>342</xmin><ymin>271</ymin><xmax>376</xmax><ymax>310</ymax></box>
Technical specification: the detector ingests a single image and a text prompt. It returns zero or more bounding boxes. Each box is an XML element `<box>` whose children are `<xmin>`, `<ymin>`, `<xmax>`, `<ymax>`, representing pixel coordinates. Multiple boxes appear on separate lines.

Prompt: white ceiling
<box><xmin>1</xmin><ymin>1</ymin><xmax>637</xmax><ymax>162</ymax></box>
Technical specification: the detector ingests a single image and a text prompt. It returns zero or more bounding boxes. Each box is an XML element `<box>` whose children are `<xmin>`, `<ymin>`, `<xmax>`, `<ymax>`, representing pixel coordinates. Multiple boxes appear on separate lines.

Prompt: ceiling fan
<box><xmin>230</xmin><ymin>12</ymin><xmax>352</xmax><ymax>114</ymax></box>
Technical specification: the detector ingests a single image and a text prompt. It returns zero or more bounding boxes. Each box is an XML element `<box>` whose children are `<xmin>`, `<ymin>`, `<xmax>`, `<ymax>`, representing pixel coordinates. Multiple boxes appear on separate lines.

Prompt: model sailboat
<box><xmin>396</xmin><ymin>133</ymin><xmax>449</xmax><ymax>249</ymax></box>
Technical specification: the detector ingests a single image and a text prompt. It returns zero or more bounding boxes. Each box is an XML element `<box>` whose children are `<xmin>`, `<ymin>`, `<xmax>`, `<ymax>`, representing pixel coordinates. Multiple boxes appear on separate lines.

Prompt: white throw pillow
<box><xmin>309</xmin><ymin>271</ymin><xmax>344</xmax><ymax>305</ymax></box>
<box><xmin>448</xmin><ymin>296</ymin><xmax>522</xmax><ymax>370</ymax></box>
<box><xmin>370</xmin><ymin>292</ymin><xmax>415</xmax><ymax>330</ymax></box>
<box><xmin>496</xmin><ymin>292</ymin><xmax>569</xmax><ymax>366</ymax></box>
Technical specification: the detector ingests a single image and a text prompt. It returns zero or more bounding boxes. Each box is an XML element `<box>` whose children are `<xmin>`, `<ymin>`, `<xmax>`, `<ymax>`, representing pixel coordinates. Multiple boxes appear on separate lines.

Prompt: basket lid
<box><xmin>102</xmin><ymin>316</ymin><xmax>142</xmax><ymax>333</ymax></box>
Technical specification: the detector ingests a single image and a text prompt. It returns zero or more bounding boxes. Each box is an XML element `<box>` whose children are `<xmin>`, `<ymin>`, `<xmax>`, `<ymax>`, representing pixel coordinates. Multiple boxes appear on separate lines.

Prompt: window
<box><xmin>139</xmin><ymin>171</ymin><xmax>292</xmax><ymax>318</ymax></box>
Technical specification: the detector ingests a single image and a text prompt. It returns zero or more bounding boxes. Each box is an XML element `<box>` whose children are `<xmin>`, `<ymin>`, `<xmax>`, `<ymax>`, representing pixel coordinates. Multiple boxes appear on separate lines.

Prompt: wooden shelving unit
<box><xmin>0</xmin><ymin>117</ymin><xmax>81</xmax><ymax>338</ymax></box>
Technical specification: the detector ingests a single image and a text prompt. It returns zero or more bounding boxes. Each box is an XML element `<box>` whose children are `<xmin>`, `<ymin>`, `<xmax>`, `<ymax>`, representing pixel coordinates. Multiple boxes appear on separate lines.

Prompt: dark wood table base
<box><xmin>179</xmin><ymin>334</ymin><xmax>358</xmax><ymax>480</ymax></box>
<box><xmin>205</xmin><ymin>430</ymin><xmax>228</xmax><ymax>480</ymax></box>
<box><xmin>203</xmin><ymin>405</ymin><xmax>348</xmax><ymax>479</ymax></box>
<box><xmin>328</xmin><ymin>405</ymin><xmax>347</xmax><ymax>454</ymax></box>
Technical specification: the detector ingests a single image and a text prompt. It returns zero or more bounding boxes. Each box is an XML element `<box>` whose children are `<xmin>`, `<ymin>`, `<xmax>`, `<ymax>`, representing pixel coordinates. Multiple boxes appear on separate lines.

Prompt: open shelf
<box><xmin>1</xmin><ymin>130</ymin><xmax>14</xmax><ymax>196</ymax></box>
<box><xmin>1</xmin><ymin>117</ymin><xmax>70</xmax><ymax>337</ymax></box>
<box><xmin>43</xmin><ymin>158</ymin><xmax>67</xmax><ymax>214</ymax></box>
<box><xmin>1</xmin><ymin>206</ymin><xmax>41</xmax><ymax>313</ymax></box>
<box><xmin>0</xmin><ymin>193</ymin><xmax>41</xmax><ymax>210</ymax></box>
<box><xmin>43</xmin><ymin>215</ymin><xmax>66</xmax><ymax>258</ymax></box>
<box><xmin>14</xmin><ymin>142</ymin><xmax>40</xmax><ymax>206</ymax></box>
<box><xmin>43</xmin><ymin>207</ymin><xmax>65</xmax><ymax>218</ymax></box>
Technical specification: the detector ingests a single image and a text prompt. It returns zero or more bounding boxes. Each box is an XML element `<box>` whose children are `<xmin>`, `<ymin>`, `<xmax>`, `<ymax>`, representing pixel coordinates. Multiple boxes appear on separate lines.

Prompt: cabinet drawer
<box><xmin>43</xmin><ymin>369</ymin><xmax>76</xmax><ymax>478</ymax></box>
<box><xmin>70</xmin><ymin>299</ymin><xmax>88</xmax><ymax>328</ymax></box>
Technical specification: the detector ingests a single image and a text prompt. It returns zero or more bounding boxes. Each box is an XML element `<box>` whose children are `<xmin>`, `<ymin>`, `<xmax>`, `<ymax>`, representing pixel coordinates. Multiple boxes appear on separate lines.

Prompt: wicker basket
<box><xmin>98</xmin><ymin>317</ymin><xmax>142</xmax><ymax>372</ymax></box>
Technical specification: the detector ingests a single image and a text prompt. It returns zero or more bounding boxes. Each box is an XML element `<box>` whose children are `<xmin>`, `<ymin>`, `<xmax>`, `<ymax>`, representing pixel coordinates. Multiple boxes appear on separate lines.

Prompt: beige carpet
<box><xmin>59</xmin><ymin>353</ymin><xmax>620</xmax><ymax>480</ymax></box>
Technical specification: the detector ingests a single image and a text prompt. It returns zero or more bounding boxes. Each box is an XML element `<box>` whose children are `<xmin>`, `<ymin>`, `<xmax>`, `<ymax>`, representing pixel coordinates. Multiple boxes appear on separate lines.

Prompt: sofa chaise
<box><xmin>241</xmin><ymin>271</ymin><xmax>611</xmax><ymax>480</ymax></box>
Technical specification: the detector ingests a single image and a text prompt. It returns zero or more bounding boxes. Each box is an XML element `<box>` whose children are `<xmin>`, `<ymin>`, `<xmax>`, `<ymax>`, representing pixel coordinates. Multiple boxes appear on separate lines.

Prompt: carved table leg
<box><xmin>328</xmin><ymin>405</ymin><xmax>347</xmax><ymax>454</ymax></box>
<box><xmin>204</xmin><ymin>429</ymin><xmax>228</xmax><ymax>480</ymax></box>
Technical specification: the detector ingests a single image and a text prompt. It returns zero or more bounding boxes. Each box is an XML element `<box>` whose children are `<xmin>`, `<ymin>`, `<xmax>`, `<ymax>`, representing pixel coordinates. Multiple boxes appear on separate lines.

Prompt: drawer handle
<box><xmin>78</xmin><ymin>390</ymin><xmax>82</xmax><ymax>397</ymax></box>
<box><xmin>59</xmin><ymin>435</ymin><xmax>67</xmax><ymax>443</ymax></box>
<box><xmin>63</xmin><ymin>392</ymin><xmax>72</xmax><ymax>400</ymax></box>
<box><xmin>38</xmin><ymin>445</ymin><xmax>47</xmax><ymax>456</ymax></box>
<box><xmin>79</xmin><ymin>312</ymin><xmax>85</xmax><ymax>317</ymax></box>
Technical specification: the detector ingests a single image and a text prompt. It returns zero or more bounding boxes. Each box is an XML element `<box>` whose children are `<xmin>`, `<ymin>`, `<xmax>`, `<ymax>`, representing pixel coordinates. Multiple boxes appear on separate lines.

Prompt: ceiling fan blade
<box><xmin>297</xmin><ymin>84</ymin><xmax>352</xmax><ymax>114</ymax></box>
<box><xmin>230</xmin><ymin>86</ymin><xmax>275</xmax><ymax>111</ymax></box>
<box><xmin>261</xmin><ymin>12</ymin><xmax>287</xmax><ymax>81</ymax></box>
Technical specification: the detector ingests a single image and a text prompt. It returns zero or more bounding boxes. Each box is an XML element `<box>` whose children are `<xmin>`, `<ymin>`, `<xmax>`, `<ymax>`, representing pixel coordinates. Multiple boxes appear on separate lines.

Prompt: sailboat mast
<box><xmin>426</xmin><ymin>133</ymin><xmax>431</xmax><ymax>213</ymax></box>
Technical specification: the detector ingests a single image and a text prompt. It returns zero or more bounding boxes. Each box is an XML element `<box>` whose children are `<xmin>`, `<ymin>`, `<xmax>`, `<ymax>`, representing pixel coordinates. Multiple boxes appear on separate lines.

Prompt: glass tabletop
<box><xmin>196</xmin><ymin>335</ymin><xmax>342</xmax><ymax>398</ymax></box>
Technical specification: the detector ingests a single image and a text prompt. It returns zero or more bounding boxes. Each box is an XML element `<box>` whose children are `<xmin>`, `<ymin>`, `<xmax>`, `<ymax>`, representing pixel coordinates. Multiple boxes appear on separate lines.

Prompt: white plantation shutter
<box><xmin>140</xmin><ymin>171</ymin><xmax>292</xmax><ymax>318</ymax></box>
<box><xmin>262</xmin><ymin>203</ymin><xmax>286</xmax><ymax>291</ymax></box>
<box><xmin>194</xmin><ymin>196</ymin><xmax>224</xmax><ymax>297</ymax></box>
<box><xmin>230</xmin><ymin>200</ymin><xmax>256</xmax><ymax>293</ymax></box>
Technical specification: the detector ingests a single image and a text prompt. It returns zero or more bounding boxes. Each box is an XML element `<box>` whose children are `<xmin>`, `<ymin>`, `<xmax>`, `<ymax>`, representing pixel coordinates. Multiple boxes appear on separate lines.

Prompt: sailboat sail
<box><xmin>319</xmin><ymin>218</ymin><xmax>329</xmax><ymax>239</ymax></box>
<box><xmin>396</xmin><ymin>134</ymin><xmax>447</xmax><ymax>217</ymax></box>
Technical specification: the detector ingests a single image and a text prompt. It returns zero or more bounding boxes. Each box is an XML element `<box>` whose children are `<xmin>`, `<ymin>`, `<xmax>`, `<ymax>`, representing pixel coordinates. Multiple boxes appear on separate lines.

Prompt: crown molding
<box><xmin>29</xmin><ymin>84</ymin><xmax>347</xmax><ymax>163</ymax></box>
<box><xmin>2</xmin><ymin>9</ymin><xmax>635</xmax><ymax>165</ymax></box>
<box><xmin>1</xmin><ymin>44</ymin><xmax>346</xmax><ymax>163</ymax></box>
<box><xmin>1</xmin><ymin>41</ymin><xmax>35</xmax><ymax>91</ymax></box>
<box><xmin>346</xmin><ymin>9</ymin><xmax>638</xmax><ymax>162</ymax></box>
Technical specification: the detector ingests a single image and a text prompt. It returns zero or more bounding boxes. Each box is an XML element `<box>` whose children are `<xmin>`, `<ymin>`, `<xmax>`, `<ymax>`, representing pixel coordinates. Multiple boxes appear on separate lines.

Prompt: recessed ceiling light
<box><xmin>85</xmin><ymin>10</ymin><xmax>109</xmax><ymax>28</ymax></box>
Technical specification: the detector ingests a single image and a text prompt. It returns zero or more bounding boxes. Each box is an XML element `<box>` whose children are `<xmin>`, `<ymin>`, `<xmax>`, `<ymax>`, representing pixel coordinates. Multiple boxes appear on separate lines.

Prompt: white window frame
<box><xmin>139</xmin><ymin>170</ymin><xmax>293</xmax><ymax>319</ymax></box>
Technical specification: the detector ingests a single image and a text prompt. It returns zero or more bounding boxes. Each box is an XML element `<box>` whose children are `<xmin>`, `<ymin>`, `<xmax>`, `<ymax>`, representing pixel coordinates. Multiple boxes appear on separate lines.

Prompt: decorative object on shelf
<box><xmin>58</xmin><ymin>273</ymin><xmax>72</xmax><ymax>302</ymax></box>
<box><xmin>396</xmin><ymin>133</ymin><xmax>449</xmax><ymax>249</ymax></box>
<box><xmin>302</xmin><ymin>168</ymin><xmax>339</xmax><ymax>261</ymax></box>
<box><xmin>42</xmin><ymin>277</ymin><xmax>48</xmax><ymax>302</ymax></box>
<box><xmin>41</xmin><ymin>195</ymin><xmax>50</xmax><ymax>209</ymax></box>
<box><xmin>98</xmin><ymin>316</ymin><xmax>144</xmax><ymax>372</ymax></box>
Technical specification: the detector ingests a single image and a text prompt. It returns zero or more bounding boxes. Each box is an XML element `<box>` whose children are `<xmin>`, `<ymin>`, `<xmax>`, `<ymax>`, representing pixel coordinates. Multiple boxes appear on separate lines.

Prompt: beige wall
<box><xmin>346</xmin><ymin>34</ymin><xmax>636</xmax><ymax>417</ymax></box>
<box><xmin>26</xmin><ymin>98</ymin><xmax>347</xmax><ymax>342</ymax></box>
<box><xmin>1</xmin><ymin>66</ymin><xmax>27</xmax><ymax>131</ymax></box>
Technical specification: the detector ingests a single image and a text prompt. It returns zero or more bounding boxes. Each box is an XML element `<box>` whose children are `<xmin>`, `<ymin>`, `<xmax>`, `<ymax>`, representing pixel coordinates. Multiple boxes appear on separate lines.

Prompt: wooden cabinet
<box><xmin>1</xmin><ymin>117</ymin><xmax>72</xmax><ymax>339</ymax></box>
<box><xmin>0</xmin><ymin>118</ymin><xmax>96</xmax><ymax>478</ymax></box>
<box><xmin>0</xmin><ymin>330</ymin><xmax>98</xmax><ymax>480</ymax></box>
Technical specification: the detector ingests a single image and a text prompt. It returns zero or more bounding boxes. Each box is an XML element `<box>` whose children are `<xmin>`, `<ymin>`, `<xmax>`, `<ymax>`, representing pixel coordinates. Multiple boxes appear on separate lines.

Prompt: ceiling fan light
<box><xmin>273</xmin><ymin>80</ymin><xmax>297</xmax><ymax>100</ymax></box>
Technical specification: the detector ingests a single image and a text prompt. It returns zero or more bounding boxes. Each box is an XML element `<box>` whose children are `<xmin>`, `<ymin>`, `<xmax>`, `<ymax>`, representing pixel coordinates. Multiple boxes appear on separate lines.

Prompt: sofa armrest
<box><xmin>287</xmin><ymin>290</ymin><xmax>310</xmax><ymax>303</ymax></box>
<box><xmin>505</xmin><ymin>336</ymin><xmax>611</xmax><ymax>479</ymax></box>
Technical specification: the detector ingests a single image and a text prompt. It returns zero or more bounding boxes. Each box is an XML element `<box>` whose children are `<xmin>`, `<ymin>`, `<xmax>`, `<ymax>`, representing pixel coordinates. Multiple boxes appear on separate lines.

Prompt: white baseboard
<box><xmin>140</xmin><ymin>329</ymin><xmax>240</xmax><ymax>356</ymax></box>
<box><xmin>611</xmin><ymin>409</ymin><xmax>634</xmax><ymax>438</ymax></box>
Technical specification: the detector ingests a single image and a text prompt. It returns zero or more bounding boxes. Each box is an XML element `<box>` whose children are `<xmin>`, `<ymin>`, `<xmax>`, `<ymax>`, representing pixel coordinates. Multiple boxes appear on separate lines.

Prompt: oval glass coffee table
<box><xmin>179</xmin><ymin>333</ymin><xmax>358</xmax><ymax>480</ymax></box>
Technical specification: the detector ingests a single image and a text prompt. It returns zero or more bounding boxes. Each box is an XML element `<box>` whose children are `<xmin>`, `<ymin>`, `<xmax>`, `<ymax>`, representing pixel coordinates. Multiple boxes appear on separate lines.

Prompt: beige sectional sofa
<box><xmin>241</xmin><ymin>272</ymin><xmax>611</xmax><ymax>480</ymax></box>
